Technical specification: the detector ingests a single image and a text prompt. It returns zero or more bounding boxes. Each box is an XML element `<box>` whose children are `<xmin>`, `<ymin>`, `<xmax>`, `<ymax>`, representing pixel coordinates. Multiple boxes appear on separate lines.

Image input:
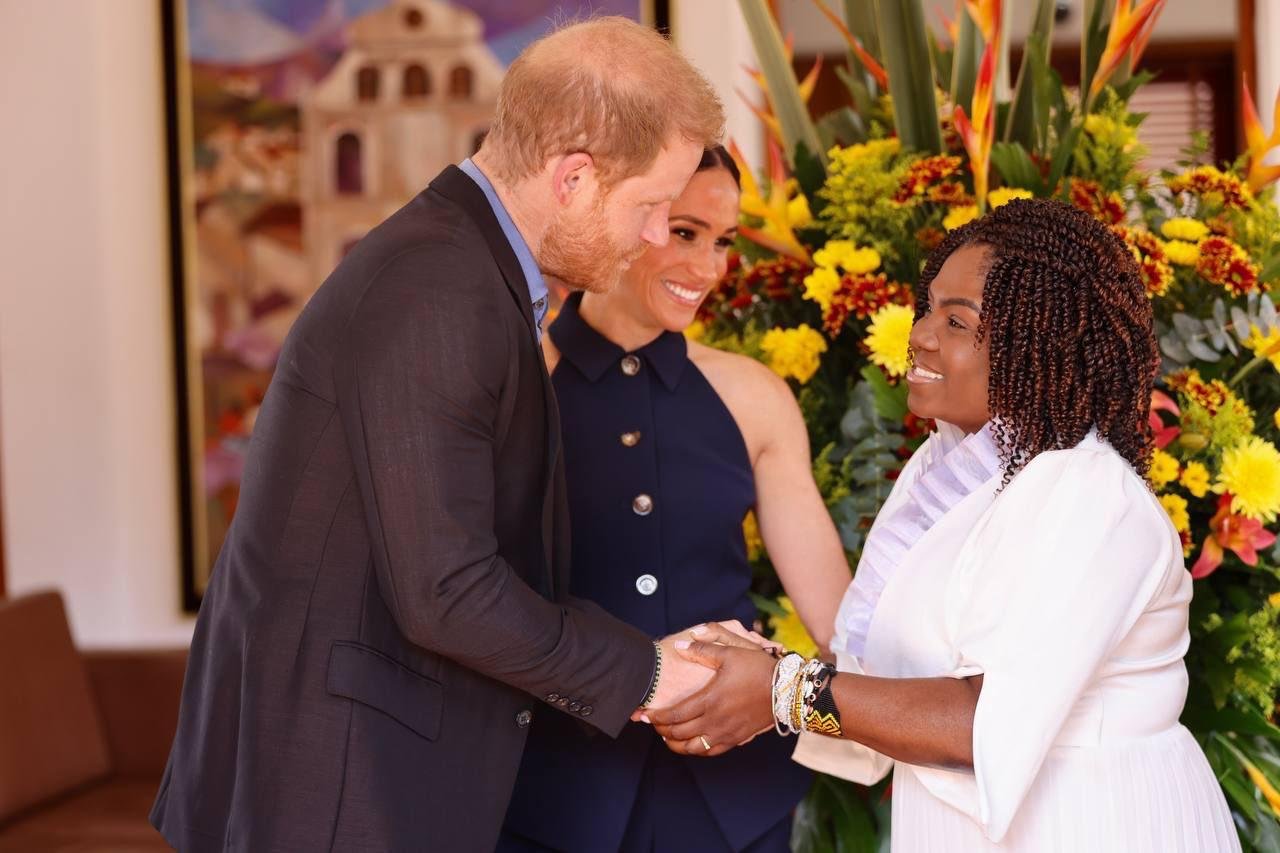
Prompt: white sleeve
<box><xmin>906</xmin><ymin>447</ymin><xmax>1177</xmax><ymax>843</ymax></box>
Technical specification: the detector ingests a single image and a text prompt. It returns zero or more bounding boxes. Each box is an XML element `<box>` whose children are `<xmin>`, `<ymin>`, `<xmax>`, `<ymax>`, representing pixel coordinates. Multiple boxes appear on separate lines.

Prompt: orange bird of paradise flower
<box><xmin>809</xmin><ymin>0</ymin><xmax>889</xmax><ymax>89</ymax></box>
<box><xmin>1191</xmin><ymin>494</ymin><xmax>1279</xmax><ymax>579</ymax></box>
<box><xmin>730</xmin><ymin>138</ymin><xmax>812</xmax><ymax>263</ymax></box>
<box><xmin>953</xmin><ymin>0</ymin><xmax>1001</xmax><ymax>208</ymax></box>
<box><xmin>1242</xmin><ymin>79</ymin><xmax>1280</xmax><ymax>191</ymax></box>
<box><xmin>1089</xmin><ymin>0</ymin><xmax>1167</xmax><ymax>102</ymax></box>
<box><xmin>738</xmin><ymin>34</ymin><xmax>825</xmax><ymax>148</ymax></box>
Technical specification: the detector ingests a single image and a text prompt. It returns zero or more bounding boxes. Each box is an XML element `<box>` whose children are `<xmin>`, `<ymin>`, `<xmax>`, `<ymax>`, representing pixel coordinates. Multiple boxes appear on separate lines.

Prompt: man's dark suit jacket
<box><xmin>151</xmin><ymin>166</ymin><xmax>655</xmax><ymax>852</ymax></box>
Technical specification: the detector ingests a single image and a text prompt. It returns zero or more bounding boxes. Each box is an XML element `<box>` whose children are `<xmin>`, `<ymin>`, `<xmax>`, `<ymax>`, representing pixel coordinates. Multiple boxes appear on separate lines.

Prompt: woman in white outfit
<box><xmin>649</xmin><ymin>198</ymin><xmax>1240</xmax><ymax>851</ymax></box>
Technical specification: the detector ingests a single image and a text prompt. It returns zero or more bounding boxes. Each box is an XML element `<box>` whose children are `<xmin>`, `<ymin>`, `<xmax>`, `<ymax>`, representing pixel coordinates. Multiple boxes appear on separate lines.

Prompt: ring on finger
<box><xmin>699</xmin><ymin>735</ymin><xmax>712</xmax><ymax>751</ymax></box>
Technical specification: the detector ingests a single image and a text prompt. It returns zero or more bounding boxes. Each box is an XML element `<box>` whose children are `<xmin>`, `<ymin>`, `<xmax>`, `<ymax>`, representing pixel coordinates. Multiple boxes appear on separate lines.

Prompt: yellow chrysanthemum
<box><xmin>742</xmin><ymin>511</ymin><xmax>764</xmax><ymax>561</ymax></box>
<box><xmin>830</xmin><ymin>138</ymin><xmax>901</xmax><ymax>165</ymax></box>
<box><xmin>812</xmin><ymin>239</ymin><xmax>855</xmax><ymax>270</ymax></box>
<box><xmin>770</xmin><ymin>596</ymin><xmax>819</xmax><ymax>659</ymax></box>
<box><xmin>1160</xmin><ymin>493</ymin><xmax>1191</xmax><ymax>534</ymax></box>
<box><xmin>1149</xmin><ymin>449</ymin><xmax>1181</xmax><ymax>489</ymax></box>
<box><xmin>864</xmin><ymin>304</ymin><xmax>915</xmax><ymax>378</ymax></box>
<box><xmin>1244</xmin><ymin>325</ymin><xmax>1280</xmax><ymax>372</ymax></box>
<box><xmin>1163</xmin><ymin>240</ymin><xmax>1200</xmax><ymax>267</ymax></box>
<box><xmin>684</xmin><ymin>320</ymin><xmax>706</xmax><ymax>342</ymax></box>
<box><xmin>843</xmin><ymin>247</ymin><xmax>882</xmax><ymax>275</ymax></box>
<box><xmin>761</xmin><ymin>324</ymin><xmax>827</xmax><ymax>385</ymax></box>
<box><xmin>1180</xmin><ymin>461</ymin><xmax>1212</xmax><ymax>498</ymax></box>
<box><xmin>988</xmin><ymin>187</ymin><xmax>1034</xmax><ymax>209</ymax></box>
<box><xmin>944</xmin><ymin>204</ymin><xmax>979</xmax><ymax>231</ymax></box>
<box><xmin>1215</xmin><ymin>437</ymin><xmax>1280</xmax><ymax>522</ymax></box>
<box><xmin>802</xmin><ymin>266</ymin><xmax>842</xmax><ymax>313</ymax></box>
<box><xmin>1160</xmin><ymin>217</ymin><xmax>1210</xmax><ymax>243</ymax></box>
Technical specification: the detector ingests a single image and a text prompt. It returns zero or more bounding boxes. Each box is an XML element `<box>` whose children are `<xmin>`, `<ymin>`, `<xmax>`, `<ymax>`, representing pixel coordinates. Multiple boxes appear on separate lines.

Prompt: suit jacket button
<box><xmin>581</xmin><ymin>706</ymin><xmax>594</xmax><ymax>717</ymax></box>
<box><xmin>632</xmin><ymin>494</ymin><xmax>654</xmax><ymax>516</ymax></box>
<box><xmin>516</xmin><ymin>710</ymin><xmax>533</xmax><ymax>728</ymax></box>
<box><xmin>636</xmin><ymin>574</ymin><xmax>658</xmax><ymax>596</ymax></box>
<box><xmin>546</xmin><ymin>692</ymin><xmax>560</xmax><ymax>703</ymax></box>
<box><xmin>557</xmin><ymin>697</ymin><xmax>569</xmax><ymax>706</ymax></box>
<box><xmin>569</xmin><ymin>701</ymin><xmax>582</xmax><ymax>713</ymax></box>
<box><xmin>620</xmin><ymin>355</ymin><xmax>641</xmax><ymax>376</ymax></box>
<box><xmin>620</xmin><ymin>431</ymin><xmax>641</xmax><ymax>447</ymax></box>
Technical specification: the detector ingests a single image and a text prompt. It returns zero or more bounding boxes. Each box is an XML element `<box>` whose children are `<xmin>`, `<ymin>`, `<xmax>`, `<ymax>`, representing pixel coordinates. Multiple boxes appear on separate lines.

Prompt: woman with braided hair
<box><xmin>648</xmin><ymin>198</ymin><xmax>1239</xmax><ymax>850</ymax></box>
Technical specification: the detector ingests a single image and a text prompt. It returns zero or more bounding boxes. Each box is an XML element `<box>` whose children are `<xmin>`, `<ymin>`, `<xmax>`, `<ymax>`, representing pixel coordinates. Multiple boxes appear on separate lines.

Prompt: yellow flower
<box><xmin>770</xmin><ymin>596</ymin><xmax>819</xmax><ymax>659</ymax></box>
<box><xmin>987</xmin><ymin>187</ymin><xmax>1034</xmax><ymax>209</ymax></box>
<box><xmin>802</xmin><ymin>266</ymin><xmax>842</xmax><ymax>313</ymax></box>
<box><xmin>944</xmin><ymin>204</ymin><xmax>979</xmax><ymax>231</ymax></box>
<box><xmin>1160</xmin><ymin>217</ymin><xmax>1210</xmax><ymax>243</ymax></box>
<box><xmin>1083</xmin><ymin>113</ymin><xmax>1139</xmax><ymax>151</ymax></box>
<box><xmin>761</xmin><ymin>324</ymin><xmax>827</xmax><ymax>384</ymax></box>
<box><xmin>1270</xmin><ymin>591</ymin><xmax>1280</xmax><ymax>609</ymax></box>
<box><xmin>831</xmin><ymin>138</ymin><xmax>901</xmax><ymax>164</ymax></box>
<box><xmin>1160</xmin><ymin>493</ymin><xmax>1191</xmax><ymax>534</ymax></box>
<box><xmin>843</xmin><ymin>247</ymin><xmax>882</xmax><ymax>275</ymax></box>
<box><xmin>864</xmin><ymin>304</ymin><xmax>915</xmax><ymax>378</ymax></box>
<box><xmin>812</xmin><ymin>240</ymin><xmax>856</xmax><ymax>270</ymax></box>
<box><xmin>787</xmin><ymin>193</ymin><xmax>813</xmax><ymax>229</ymax></box>
<box><xmin>1163</xmin><ymin>240</ymin><xmax>1201</xmax><ymax>267</ymax></box>
<box><xmin>1243</xmin><ymin>759</ymin><xmax>1280</xmax><ymax>820</ymax></box>
<box><xmin>1275</xmin><ymin>408</ymin><xmax>1280</xmax><ymax>431</ymax></box>
<box><xmin>684</xmin><ymin>320</ymin><xmax>706</xmax><ymax>342</ymax></box>
<box><xmin>1148</xmin><ymin>448</ymin><xmax>1181</xmax><ymax>489</ymax></box>
<box><xmin>1243</xmin><ymin>324</ymin><xmax>1280</xmax><ymax>372</ymax></box>
<box><xmin>1180</xmin><ymin>461</ymin><xmax>1212</xmax><ymax>498</ymax></box>
<box><xmin>742</xmin><ymin>510</ymin><xmax>764</xmax><ymax>561</ymax></box>
<box><xmin>1216</xmin><ymin>436</ymin><xmax>1280</xmax><ymax>523</ymax></box>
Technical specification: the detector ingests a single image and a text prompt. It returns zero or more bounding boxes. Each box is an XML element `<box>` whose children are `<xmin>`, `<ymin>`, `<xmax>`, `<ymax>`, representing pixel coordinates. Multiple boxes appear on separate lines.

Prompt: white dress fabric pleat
<box><xmin>792</xmin><ymin>427</ymin><xmax>1240</xmax><ymax>852</ymax></box>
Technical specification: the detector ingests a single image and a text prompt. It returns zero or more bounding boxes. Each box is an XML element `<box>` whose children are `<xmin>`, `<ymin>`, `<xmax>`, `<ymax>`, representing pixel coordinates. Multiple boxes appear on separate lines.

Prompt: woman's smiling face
<box><xmin>906</xmin><ymin>243</ymin><xmax>993</xmax><ymax>434</ymax></box>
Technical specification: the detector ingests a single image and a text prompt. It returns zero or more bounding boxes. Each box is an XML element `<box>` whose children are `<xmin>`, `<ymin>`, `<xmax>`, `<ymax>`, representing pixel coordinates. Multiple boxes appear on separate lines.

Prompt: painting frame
<box><xmin>162</xmin><ymin>0</ymin><xmax>666</xmax><ymax>611</ymax></box>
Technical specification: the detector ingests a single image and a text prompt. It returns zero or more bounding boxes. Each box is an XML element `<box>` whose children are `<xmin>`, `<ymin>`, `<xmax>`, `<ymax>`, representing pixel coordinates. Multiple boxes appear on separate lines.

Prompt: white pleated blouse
<box><xmin>793</xmin><ymin>428</ymin><xmax>1240</xmax><ymax>852</ymax></box>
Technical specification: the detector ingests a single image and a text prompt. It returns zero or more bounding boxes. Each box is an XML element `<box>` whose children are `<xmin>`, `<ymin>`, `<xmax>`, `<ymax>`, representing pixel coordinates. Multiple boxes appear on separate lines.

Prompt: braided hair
<box><xmin>916</xmin><ymin>197</ymin><xmax>1158</xmax><ymax>486</ymax></box>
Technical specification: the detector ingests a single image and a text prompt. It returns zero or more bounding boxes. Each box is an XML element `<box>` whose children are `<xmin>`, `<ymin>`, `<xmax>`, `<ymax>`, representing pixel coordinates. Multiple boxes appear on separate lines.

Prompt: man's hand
<box><xmin>640</xmin><ymin>621</ymin><xmax>775</xmax><ymax>716</ymax></box>
<box><xmin>647</xmin><ymin>627</ymin><xmax>777</xmax><ymax>756</ymax></box>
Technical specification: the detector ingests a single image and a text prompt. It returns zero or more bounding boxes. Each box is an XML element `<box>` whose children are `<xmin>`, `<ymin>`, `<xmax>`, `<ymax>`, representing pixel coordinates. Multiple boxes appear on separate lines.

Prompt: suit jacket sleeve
<box><xmin>333</xmin><ymin>247</ymin><xmax>654</xmax><ymax>736</ymax></box>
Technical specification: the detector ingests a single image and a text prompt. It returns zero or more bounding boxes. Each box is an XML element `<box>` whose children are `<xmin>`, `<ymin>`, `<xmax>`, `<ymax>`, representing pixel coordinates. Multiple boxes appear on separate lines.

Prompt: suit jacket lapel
<box><xmin>429</xmin><ymin>166</ymin><xmax>562</xmax><ymax>598</ymax></box>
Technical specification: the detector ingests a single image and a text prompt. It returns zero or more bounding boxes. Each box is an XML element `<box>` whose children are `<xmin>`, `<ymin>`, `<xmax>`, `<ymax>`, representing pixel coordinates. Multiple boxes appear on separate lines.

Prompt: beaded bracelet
<box><xmin>771</xmin><ymin>653</ymin><xmax>804</xmax><ymax>736</ymax></box>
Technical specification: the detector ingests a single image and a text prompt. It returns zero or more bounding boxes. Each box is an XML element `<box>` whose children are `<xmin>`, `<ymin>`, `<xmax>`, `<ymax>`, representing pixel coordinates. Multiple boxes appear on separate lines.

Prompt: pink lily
<box><xmin>1191</xmin><ymin>494</ymin><xmax>1279</xmax><ymax>579</ymax></box>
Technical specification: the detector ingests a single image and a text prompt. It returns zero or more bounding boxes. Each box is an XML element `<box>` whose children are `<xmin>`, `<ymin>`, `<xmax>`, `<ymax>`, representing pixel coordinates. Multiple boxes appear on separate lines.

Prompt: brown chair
<box><xmin>0</xmin><ymin>590</ymin><xmax>186</xmax><ymax>851</ymax></box>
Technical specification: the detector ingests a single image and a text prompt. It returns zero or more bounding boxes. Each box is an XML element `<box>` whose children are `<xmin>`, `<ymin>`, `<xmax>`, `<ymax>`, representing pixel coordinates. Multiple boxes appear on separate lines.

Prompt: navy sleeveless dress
<box><xmin>500</xmin><ymin>293</ymin><xmax>813</xmax><ymax>852</ymax></box>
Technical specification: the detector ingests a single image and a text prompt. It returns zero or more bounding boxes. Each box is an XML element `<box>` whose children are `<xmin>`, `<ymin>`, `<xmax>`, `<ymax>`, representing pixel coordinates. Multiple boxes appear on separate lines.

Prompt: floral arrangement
<box><xmin>713</xmin><ymin>0</ymin><xmax>1280</xmax><ymax>847</ymax></box>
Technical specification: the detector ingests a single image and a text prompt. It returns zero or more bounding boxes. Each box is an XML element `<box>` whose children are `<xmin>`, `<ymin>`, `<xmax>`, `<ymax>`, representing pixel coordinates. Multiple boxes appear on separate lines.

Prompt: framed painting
<box><xmin>162</xmin><ymin>0</ymin><xmax>665</xmax><ymax>609</ymax></box>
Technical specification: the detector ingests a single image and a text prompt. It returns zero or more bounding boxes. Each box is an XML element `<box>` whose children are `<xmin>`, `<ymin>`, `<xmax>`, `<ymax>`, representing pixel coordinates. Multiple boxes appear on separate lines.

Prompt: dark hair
<box><xmin>916</xmin><ymin>197</ymin><xmax>1157</xmax><ymax>486</ymax></box>
<box><xmin>698</xmin><ymin>145</ymin><xmax>741</xmax><ymax>188</ymax></box>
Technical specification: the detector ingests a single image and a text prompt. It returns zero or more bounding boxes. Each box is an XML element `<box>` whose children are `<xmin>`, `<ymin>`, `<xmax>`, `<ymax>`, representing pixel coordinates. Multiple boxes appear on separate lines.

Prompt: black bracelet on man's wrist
<box><xmin>640</xmin><ymin>640</ymin><xmax>662</xmax><ymax>708</ymax></box>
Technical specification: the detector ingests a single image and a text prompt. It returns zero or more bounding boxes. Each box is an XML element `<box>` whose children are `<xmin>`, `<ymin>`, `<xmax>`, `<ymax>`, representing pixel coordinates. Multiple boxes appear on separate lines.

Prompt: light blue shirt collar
<box><xmin>458</xmin><ymin>158</ymin><xmax>549</xmax><ymax>338</ymax></box>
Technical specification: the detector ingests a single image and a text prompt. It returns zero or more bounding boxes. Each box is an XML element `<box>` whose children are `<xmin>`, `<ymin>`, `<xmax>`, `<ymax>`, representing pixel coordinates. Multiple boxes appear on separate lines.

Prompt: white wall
<box><xmin>672</xmin><ymin>0</ymin><xmax>763</xmax><ymax>175</ymax></box>
<box><xmin>1259</xmin><ymin>0</ymin><xmax>1280</xmax><ymax>160</ymax></box>
<box><xmin>0</xmin><ymin>0</ymin><xmax>194</xmax><ymax>647</ymax></box>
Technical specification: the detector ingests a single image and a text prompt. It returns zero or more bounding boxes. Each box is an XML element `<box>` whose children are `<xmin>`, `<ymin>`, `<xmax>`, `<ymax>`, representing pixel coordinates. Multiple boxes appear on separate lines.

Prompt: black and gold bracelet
<box><xmin>641</xmin><ymin>640</ymin><xmax>662</xmax><ymax>708</ymax></box>
<box><xmin>802</xmin><ymin>662</ymin><xmax>843</xmax><ymax>737</ymax></box>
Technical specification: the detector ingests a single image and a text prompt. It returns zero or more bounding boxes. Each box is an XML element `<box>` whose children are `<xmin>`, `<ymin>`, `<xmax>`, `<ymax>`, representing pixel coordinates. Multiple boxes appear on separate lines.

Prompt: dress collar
<box><xmin>549</xmin><ymin>292</ymin><xmax>688</xmax><ymax>391</ymax></box>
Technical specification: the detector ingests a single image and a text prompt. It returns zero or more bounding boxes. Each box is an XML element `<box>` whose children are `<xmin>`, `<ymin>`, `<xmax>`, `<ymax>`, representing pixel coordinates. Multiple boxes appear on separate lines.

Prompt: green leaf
<box><xmin>859</xmin><ymin>364</ymin><xmax>908</xmax><ymax>421</ymax></box>
<box><xmin>991</xmin><ymin>142</ymin><xmax>1044</xmax><ymax>193</ymax></box>
<box><xmin>818</xmin><ymin>775</ymin><xmax>878</xmax><ymax>853</ymax></box>
<box><xmin>843</xmin><ymin>0</ymin><xmax>883</xmax><ymax>78</ymax></box>
<box><xmin>1112</xmin><ymin>69</ymin><xmax>1157</xmax><ymax>104</ymax></box>
<box><xmin>835</xmin><ymin>65</ymin><xmax>877</xmax><ymax>120</ymax></box>
<box><xmin>928</xmin><ymin>26</ymin><xmax>952</xmax><ymax>94</ymax></box>
<box><xmin>1004</xmin><ymin>0</ymin><xmax>1054</xmax><ymax>150</ymax></box>
<box><xmin>1080</xmin><ymin>0</ymin><xmax>1113</xmax><ymax>109</ymax></box>
<box><xmin>750</xmin><ymin>592</ymin><xmax>788</xmax><ymax>617</ymax></box>
<box><xmin>738</xmin><ymin>0</ymin><xmax>828</xmax><ymax>166</ymax></box>
<box><xmin>1046</xmin><ymin>125</ymin><xmax>1083</xmax><ymax>195</ymax></box>
<box><xmin>877</xmin><ymin>0</ymin><xmax>943</xmax><ymax>154</ymax></box>
<box><xmin>949</xmin><ymin>9</ymin><xmax>982</xmax><ymax>116</ymax></box>
<box><xmin>1182</xmin><ymin>704</ymin><xmax>1280</xmax><ymax>742</ymax></box>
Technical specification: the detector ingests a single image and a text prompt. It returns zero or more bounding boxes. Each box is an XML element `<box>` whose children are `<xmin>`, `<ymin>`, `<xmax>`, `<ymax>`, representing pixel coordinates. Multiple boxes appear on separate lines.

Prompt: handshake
<box><xmin>632</xmin><ymin>622</ymin><xmax>788</xmax><ymax>757</ymax></box>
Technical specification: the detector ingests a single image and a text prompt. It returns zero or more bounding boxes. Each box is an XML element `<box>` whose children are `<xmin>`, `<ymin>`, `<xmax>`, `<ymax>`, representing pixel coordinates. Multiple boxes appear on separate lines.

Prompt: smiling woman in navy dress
<box><xmin>498</xmin><ymin>148</ymin><xmax>854</xmax><ymax>852</ymax></box>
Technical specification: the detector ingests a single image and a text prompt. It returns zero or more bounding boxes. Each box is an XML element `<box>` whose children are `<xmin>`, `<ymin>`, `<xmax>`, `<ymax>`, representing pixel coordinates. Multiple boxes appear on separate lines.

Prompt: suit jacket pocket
<box><xmin>326</xmin><ymin>641</ymin><xmax>443</xmax><ymax>741</ymax></box>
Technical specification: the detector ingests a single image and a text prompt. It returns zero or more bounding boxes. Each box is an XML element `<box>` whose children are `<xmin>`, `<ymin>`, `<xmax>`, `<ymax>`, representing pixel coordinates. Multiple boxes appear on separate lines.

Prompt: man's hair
<box><xmin>481</xmin><ymin>17</ymin><xmax>724</xmax><ymax>186</ymax></box>
<box><xmin>917</xmin><ymin>198</ymin><xmax>1158</xmax><ymax>487</ymax></box>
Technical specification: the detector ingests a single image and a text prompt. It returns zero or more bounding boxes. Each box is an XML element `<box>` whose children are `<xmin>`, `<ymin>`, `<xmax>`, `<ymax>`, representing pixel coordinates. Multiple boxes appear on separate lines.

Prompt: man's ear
<box><xmin>550</xmin><ymin>152</ymin><xmax>595</xmax><ymax>206</ymax></box>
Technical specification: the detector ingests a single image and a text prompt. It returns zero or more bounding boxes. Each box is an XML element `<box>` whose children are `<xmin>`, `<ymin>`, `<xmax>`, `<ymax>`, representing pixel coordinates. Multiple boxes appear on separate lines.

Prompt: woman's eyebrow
<box><xmin>940</xmin><ymin>296</ymin><xmax>982</xmax><ymax>312</ymax></box>
<box><xmin>669</xmin><ymin>214</ymin><xmax>710</xmax><ymax>228</ymax></box>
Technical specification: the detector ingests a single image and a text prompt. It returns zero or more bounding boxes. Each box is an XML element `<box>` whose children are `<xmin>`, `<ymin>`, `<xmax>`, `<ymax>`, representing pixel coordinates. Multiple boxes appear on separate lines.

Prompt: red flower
<box><xmin>1191</xmin><ymin>494</ymin><xmax>1279</xmax><ymax>578</ymax></box>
